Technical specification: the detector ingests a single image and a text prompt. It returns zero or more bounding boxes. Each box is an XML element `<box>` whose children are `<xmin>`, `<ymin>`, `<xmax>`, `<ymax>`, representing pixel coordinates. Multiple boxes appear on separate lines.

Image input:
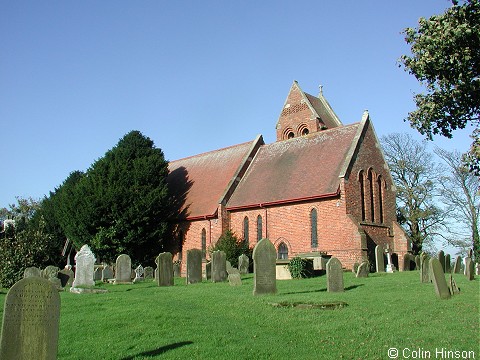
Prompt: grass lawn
<box><xmin>1</xmin><ymin>271</ymin><xmax>479</xmax><ymax>360</ymax></box>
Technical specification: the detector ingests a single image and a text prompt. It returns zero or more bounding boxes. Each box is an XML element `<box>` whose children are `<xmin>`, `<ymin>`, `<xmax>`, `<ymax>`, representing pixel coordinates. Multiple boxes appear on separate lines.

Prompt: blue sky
<box><xmin>0</xmin><ymin>0</ymin><xmax>473</xmax><ymax>208</ymax></box>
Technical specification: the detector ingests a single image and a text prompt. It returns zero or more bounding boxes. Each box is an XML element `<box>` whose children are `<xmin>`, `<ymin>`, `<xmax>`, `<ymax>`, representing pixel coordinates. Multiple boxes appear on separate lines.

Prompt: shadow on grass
<box><xmin>119</xmin><ymin>341</ymin><xmax>193</xmax><ymax>360</ymax></box>
<box><xmin>344</xmin><ymin>284</ymin><xmax>364</xmax><ymax>291</ymax></box>
<box><xmin>281</xmin><ymin>283</ymin><xmax>364</xmax><ymax>295</ymax></box>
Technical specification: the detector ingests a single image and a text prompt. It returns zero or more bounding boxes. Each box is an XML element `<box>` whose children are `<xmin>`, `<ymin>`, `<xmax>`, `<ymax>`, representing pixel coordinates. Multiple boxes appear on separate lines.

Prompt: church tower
<box><xmin>275</xmin><ymin>81</ymin><xmax>342</xmax><ymax>141</ymax></box>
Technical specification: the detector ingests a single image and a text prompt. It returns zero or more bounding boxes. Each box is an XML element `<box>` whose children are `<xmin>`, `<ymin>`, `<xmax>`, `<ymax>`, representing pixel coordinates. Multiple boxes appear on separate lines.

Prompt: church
<box><xmin>167</xmin><ymin>81</ymin><xmax>410</xmax><ymax>273</ymax></box>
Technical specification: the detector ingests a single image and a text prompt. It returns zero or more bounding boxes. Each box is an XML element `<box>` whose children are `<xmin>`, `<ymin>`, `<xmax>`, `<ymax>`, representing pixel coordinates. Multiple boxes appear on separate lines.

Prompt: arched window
<box><xmin>243</xmin><ymin>216</ymin><xmax>249</xmax><ymax>246</ymax></box>
<box><xmin>302</xmin><ymin>128</ymin><xmax>309</xmax><ymax>136</ymax></box>
<box><xmin>368</xmin><ymin>169</ymin><xmax>375</xmax><ymax>222</ymax></box>
<box><xmin>201</xmin><ymin>228</ymin><xmax>206</xmax><ymax>259</ymax></box>
<box><xmin>359</xmin><ymin>171</ymin><xmax>366</xmax><ymax>221</ymax></box>
<box><xmin>257</xmin><ymin>215</ymin><xmax>263</xmax><ymax>241</ymax></box>
<box><xmin>377</xmin><ymin>176</ymin><xmax>384</xmax><ymax>223</ymax></box>
<box><xmin>287</xmin><ymin>131</ymin><xmax>294</xmax><ymax>139</ymax></box>
<box><xmin>310</xmin><ymin>208</ymin><xmax>318</xmax><ymax>248</ymax></box>
<box><xmin>278</xmin><ymin>242</ymin><xmax>288</xmax><ymax>260</ymax></box>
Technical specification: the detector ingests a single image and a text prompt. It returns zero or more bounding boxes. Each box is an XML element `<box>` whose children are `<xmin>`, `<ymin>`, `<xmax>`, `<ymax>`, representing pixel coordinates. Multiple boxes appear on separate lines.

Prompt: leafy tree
<box><xmin>435</xmin><ymin>147</ymin><xmax>480</xmax><ymax>261</ymax></box>
<box><xmin>209</xmin><ymin>230</ymin><xmax>250</xmax><ymax>268</ymax></box>
<box><xmin>0</xmin><ymin>197</ymin><xmax>64</xmax><ymax>288</ymax></box>
<box><xmin>399</xmin><ymin>0</ymin><xmax>480</xmax><ymax>173</ymax></box>
<box><xmin>381</xmin><ymin>133</ymin><xmax>446</xmax><ymax>254</ymax></box>
<box><xmin>53</xmin><ymin>131</ymin><xmax>171</xmax><ymax>265</ymax></box>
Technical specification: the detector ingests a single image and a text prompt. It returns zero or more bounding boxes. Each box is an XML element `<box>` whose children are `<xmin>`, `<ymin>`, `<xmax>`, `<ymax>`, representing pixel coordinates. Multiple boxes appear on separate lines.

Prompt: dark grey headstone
<box><xmin>420</xmin><ymin>253</ymin><xmax>430</xmax><ymax>283</ymax></box>
<box><xmin>375</xmin><ymin>245</ymin><xmax>384</xmax><ymax>272</ymax></box>
<box><xmin>211</xmin><ymin>250</ymin><xmax>227</xmax><ymax>283</ymax></box>
<box><xmin>186</xmin><ymin>249</ymin><xmax>202</xmax><ymax>284</ymax></box>
<box><xmin>0</xmin><ymin>277</ymin><xmax>60</xmax><ymax>360</ymax></box>
<box><xmin>102</xmin><ymin>265</ymin><xmax>114</xmax><ymax>282</ymax></box>
<box><xmin>72</xmin><ymin>244</ymin><xmax>96</xmax><ymax>288</ymax></box>
<box><xmin>156</xmin><ymin>252</ymin><xmax>174</xmax><ymax>286</ymax></box>
<box><xmin>453</xmin><ymin>256</ymin><xmax>462</xmax><ymax>274</ymax></box>
<box><xmin>228</xmin><ymin>273</ymin><xmax>242</xmax><ymax>286</ymax></box>
<box><xmin>115</xmin><ymin>254</ymin><xmax>132</xmax><ymax>284</ymax></box>
<box><xmin>326</xmin><ymin>257</ymin><xmax>344</xmax><ymax>292</ymax></box>
<box><xmin>94</xmin><ymin>267</ymin><xmax>102</xmax><ymax>281</ymax></box>
<box><xmin>23</xmin><ymin>266</ymin><xmax>42</xmax><ymax>279</ymax></box>
<box><xmin>356</xmin><ymin>261</ymin><xmax>369</xmax><ymax>278</ymax></box>
<box><xmin>205</xmin><ymin>262</ymin><xmax>211</xmax><ymax>280</ymax></box>
<box><xmin>414</xmin><ymin>255</ymin><xmax>421</xmax><ymax>270</ymax></box>
<box><xmin>352</xmin><ymin>262</ymin><xmax>360</xmax><ymax>274</ymax></box>
<box><xmin>465</xmin><ymin>257</ymin><xmax>475</xmax><ymax>281</ymax></box>
<box><xmin>238</xmin><ymin>254</ymin><xmax>249</xmax><ymax>274</ymax></box>
<box><xmin>438</xmin><ymin>250</ymin><xmax>446</xmax><ymax>272</ymax></box>
<box><xmin>58</xmin><ymin>268</ymin><xmax>74</xmax><ymax>287</ymax></box>
<box><xmin>402</xmin><ymin>253</ymin><xmax>415</xmax><ymax>271</ymax></box>
<box><xmin>253</xmin><ymin>238</ymin><xmax>277</xmax><ymax>296</ymax></box>
<box><xmin>429</xmin><ymin>258</ymin><xmax>451</xmax><ymax>299</ymax></box>
<box><xmin>144</xmin><ymin>266</ymin><xmax>154</xmax><ymax>279</ymax></box>
<box><xmin>445</xmin><ymin>254</ymin><xmax>451</xmax><ymax>273</ymax></box>
<box><xmin>173</xmin><ymin>262</ymin><xmax>181</xmax><ymax>277</ymax></box>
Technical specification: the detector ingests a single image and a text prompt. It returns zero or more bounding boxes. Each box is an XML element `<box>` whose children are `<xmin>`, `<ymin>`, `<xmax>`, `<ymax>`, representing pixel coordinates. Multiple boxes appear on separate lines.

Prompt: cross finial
<box><xmin>318</xmin><ymin>84</ymin><xmax>323</xmax><ymax>96</ymax></box>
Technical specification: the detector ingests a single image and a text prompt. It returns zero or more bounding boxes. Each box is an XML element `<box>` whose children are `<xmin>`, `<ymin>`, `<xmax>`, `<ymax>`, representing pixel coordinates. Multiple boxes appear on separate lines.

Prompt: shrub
<box><xmin>209</xmin><ymin>230</ymin><xmax>250</xmax><ymax>268</ymax></box>
<box><xmin>287</xmin><ymin>257</ymin><xmax>313</xmax><ymax>279</ymax></box>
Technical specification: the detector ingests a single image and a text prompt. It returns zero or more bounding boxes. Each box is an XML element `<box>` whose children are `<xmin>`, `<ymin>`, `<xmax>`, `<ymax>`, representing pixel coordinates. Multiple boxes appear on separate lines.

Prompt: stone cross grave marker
<box><xmin>186</xmin><ymin>249</ymin><xmax>202</xmax><ymax>284</ymax></box>
<box><xmin>429</xmin><ymin>258</ymin><xmax>451</xmax><ymax>299</ymax></box>
<box><xmin>72</xmin><ymin>244</ymin><xmax>96</xmax><ymax>288</ymax></box>
<box><xmin>133</xmin><ymin>265</ymin><xmax>144</xmax><ymax>283</ymax></box>
<box><xmin>238</xmin><ymin>254</ymin><xmax>249</xmax><ymax>274</ymax></box>
<box><xmin>253</xmin><ymin>238</ymin><xmax>277</xmax><ymax>295</ymax></box>
<box><xmin>0</xmin><ymin>277</ymin><xmax>60</xmax><ymax>360</ymax></box>
<box><xmin>212</xmin><ymin>250</ymin><xmax>227</xmax><ymax>282</ymax></box>
<box><xmin>385</xmin><ymin>245</ymin><xmax>396</xmax><ymax>272</ymax></box>
<box><xmin>156</xmin><ymin>252</ymin><xmax>174</xmax><ymax>286</ymax></box>
<box><xmin>375</xmin><ymin>245</ymin><xmax>384</xmax><ymax>272</ymax></box>
<box><xmin>115</xmin><ymin>254</ymin><xmax>132</xmax><ymax>284</ymax></box>
<box><xmin>326</xmin><ymin>257</ymin><xmax>344</xmax><ymax>292</ymax></box>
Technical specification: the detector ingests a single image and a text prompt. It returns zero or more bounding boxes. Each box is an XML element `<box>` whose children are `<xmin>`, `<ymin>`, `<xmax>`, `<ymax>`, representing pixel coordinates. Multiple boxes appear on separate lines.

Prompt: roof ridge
<box><xmin>169</xmin><ymin>139</ymin><xmax>255</xmax><ymax>163</ymax></box>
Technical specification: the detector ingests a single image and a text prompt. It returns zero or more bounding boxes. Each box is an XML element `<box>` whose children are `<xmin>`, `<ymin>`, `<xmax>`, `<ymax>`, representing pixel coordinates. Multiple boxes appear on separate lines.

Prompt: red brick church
<box><xmin>167</xmin><ymin>81</ymin><xmax>410</xmax><ymax>272</ymax></box>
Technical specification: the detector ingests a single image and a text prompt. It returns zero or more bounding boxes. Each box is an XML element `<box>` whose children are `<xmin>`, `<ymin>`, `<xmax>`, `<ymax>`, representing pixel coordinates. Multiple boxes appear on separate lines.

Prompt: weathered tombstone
<box><xmin>352</xmin><ymin>262</ymin><xmax>360</xmax><ymax>274</ymax></box>
<box><xmin>133</xmin><ymin>265</ymin><xmax>144</xmax><ymax>283</ymax></box>
<box><xmin>186</xmin><ymin>249</ymin><xmax>202</xmax><ymax>284</ymax></box>
<box><xmin>420</xmin><ymin>253</ymin><xmax>430</xmax><ymax>283</ymax></box>
<box><xmin>356</xmin><ymin>261</ymin><xmax>369</xmax><ymax>278</ymax></box>
<box><xmin>173</xmin><ymin>261</ymin><xmax>181</xmax><ymax>277</ymax></box>
<box><xmin>402</xmin><ymin>253</ymin><xmax>416</xmax><ymax>271</ymax></box>
<box><xmin>414</xmin><ymin>255</ymin><xmax>421</xmax><ymax>270</ymax></box>
<box><xmin>326</xmin><ymin>257</ymin><xmax>344</xmax><ymax>292</ymax></box>
<box><xmin>115</xmin><ymin>254</ymin><xmax>132</xmax><ymax>284</ymax></box>
<box><xmin>102</xmin><ymin>264</ymin><xmax>114</xmax><ymax>282</ymax></box>
<box><xmin>0</xmin><ymin>277</ymin><xmax>60</xmax><ymax>360</ymax></box>
<box><xmin>448</xmin><ymin>274</ymin><xmax>460</xmax><ymax>295</ymax></box>
<box><xmin>385</xmin><ymin>246</ymin><xmax>396</xmax><ymax>272</ymax></box>
<box><xmin>205</xmin><ymin>262</ymin><xmax>212</xmax><ymax>280</ymax></box>
<box><xmin>465</xmin><ymin>257</ymin><xmax>475</xmax><ymax>280</ymax></box>
<box><xmin>71</xmin><ymin>244</ymin><xmax>96</xmax><ymax>288</ymax></box>
<box><xmin>156</xmin><ymin>252</ymin><xmax>174</xmax><ymax>286</ymax></box>
<box><xmin>211</xmin><ymin>250</ymin><xmax>227</xmax><ymax>282</ymax></box>
<box><xmin>252</xmin><ymin>238</ymin><xmax>277</xmax><ymax>295</ymax></box>
<box><xmin>429</xmin><ymin>258</ymin><xmax>451</xmax><ymax>299</ymax></box>
<box><xmin>58</xmin><ymin>268</ymin><xmax>74</xmax><ymax>287</ymax></box>
<box><xmin>453</xmin><ymin>256</ymin><xmax>462</xmax><ymax>274</ymax></box>
<box><xmin>438</xmin><ymin>250</ymin><xmax>446</xmax><ymax>272</ymax></box>
<box><xmin>144</xmin><ymin>266</ymin><xmax>154</xmax><ymax>279</ymax></box>
<box><xmin>23</xmin><ymin>266</ymin><xmax>42</xmax><ymax>278</ymax></box>
<box><xmin>375</xmin><ymin>245</ymin><xmax>384</xmax><ymax>272</ymax></box>
<box><xmin>445</xmin><ymin>254</ymin><xmax>451</xmax><ymax>273</ymax></box>
<box><xmin>94</xmin><ymin>266</ymin><xmax>102</xmax><ymax>281</ymax></box>
<box><xmin>238</xmin><ymin>254</ymin><xmax>249</xmax><ymax>274</ymax></box>
<box><xmin>228</xmin><ymin>273</ymin><xmax>242</xmax><ymax>286</ymax></box>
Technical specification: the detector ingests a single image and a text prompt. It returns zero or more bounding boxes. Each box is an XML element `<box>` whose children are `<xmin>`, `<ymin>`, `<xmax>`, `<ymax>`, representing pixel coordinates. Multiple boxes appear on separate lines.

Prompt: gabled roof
<box><xmin>226</xmin><ymin>123</ymin><xmax>362</xmax><ymax>210</ymax></box>
<box><xmin>167</xmin><ymin>136</ymin><xmax>263</xmax><ymax>220</ymax></box>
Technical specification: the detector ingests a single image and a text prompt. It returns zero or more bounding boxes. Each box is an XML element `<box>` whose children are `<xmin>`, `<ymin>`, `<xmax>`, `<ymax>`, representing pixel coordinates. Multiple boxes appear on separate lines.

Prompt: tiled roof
<box><xmin>167</xmin><ymin>139</ymin><xmax>259</xmax><ymax>220</ymax></box>
<box><xmin>304</xmin><ymin>93</ymin><xmax>342</xmax><ymax>129</ymax></box>
<box><xmin>226</xmin><ymin>123</ymin><xmax>361</xmax><ymax>209</ymax></box>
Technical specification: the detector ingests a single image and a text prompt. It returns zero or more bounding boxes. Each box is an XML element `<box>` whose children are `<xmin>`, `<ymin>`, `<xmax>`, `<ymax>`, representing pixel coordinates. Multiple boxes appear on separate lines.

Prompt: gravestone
<box><xmin>58</xmin><ymin>268</ymin><xmax>74</xmax><ymax>287</ymax></box>
<box><xmin>228</xmin><ymin>273</ymin><xmax>242</xmax><ymax>286</ymax></box>
<box><xmin>476</xmin><ymin>263</ymin><xmax>480</xmax><ymax>276</ymax></box>
<box><xmin>133</xmin><ymin>265</ymin><xmax>144</xmax><ymax>283</ymax></box>
<box><xmin>420</xmin><ymin>253</ymin><xmax>430</xmax><ymax>283</ymax></box>
<box><xmin>385</xmin><ymin>246</ymin><xmax>396</xmax><ymax>272</ymax></box>
<box><xmin>429</xmin><ymin>258</ymin><xmax>451</xmax><ymax>299</ymax></box>
<box><xmin>438</xmin><ymin>250</ymin><xmax>446</xmax><ymax>272</ymax></box>
<box><xmin>211</xmin><ymin>250</ymin><xmax>227</xmax><ymax>283</ymax></box>
<box><xmin>352</xmin><ymin>262</ymin><xmax>360</xmax><ymax>274</ymax></box>
<box><xmin>238</xmin><ymin>254</ymin><xmax>249</xmax><ymax>274</ymax></box>
<box><xmin>156</xmin><ymin>252</ymin><xmax>174</xmax><ymax>286</ymax></box>
<box><xmin>414</xmin><ymin>255</ymin><xmax>421</xmax><ymax>270</ymax></box>
<box><xmin>23</xmin><ymin>266</ymin><xmax>42</xmax><ymax>278</ymax></box>
<box><xmin>144</xmin><ymin>266</ymin><xmax>154</xmax><ymax>279</ymax></box>
<box><xmin>102</xmin><ymin>265</ymin><xmax>114</xmax><ymax>282</ymax></box>
<box><xmin>115</xmin><ymin>254</ymin><xmax>132</xmax><ymax>284</ymax></box>
<box><xmin>326</xmin><ymin>257</ymin><xmax>344</xmax><ymax>292</ymax></box>
<box><xmin>403</xmin><ymin>253</ymin><xmax>416</xmax><ymax>271</ymax></box>
<box><xmin>448</xmin><ymin>274</ymin><xmax>460</xmax><ymax>295</ymax></box>
<box><xmin>205</xmin><ymin>262</ymin><xmax>211</xmax><ymax>280</ymax></box>
<box><xmin>445</xmin><ymin>254</ymin><xmax>451</xmax><ymax>273</ymax></box>
<box><xmin>71</xmin><ymin>244</ymin><xmax>96</xmax><ymax>289</ymax></box>
<box><xmin>252</xmin><ymin>238</ymin><xmax>277</xmax><ymax>295</ymax></box>
<box><xmin>465</xmin><ymin>257</ymin><xmax>474</xmax><ymax>281</ymax></box>
<box><xmin>186</xmin><ymin>249</ymin><xmax>202</xmax><ymax>284</ymax></box>
<box><xmin>375</xmin><ymin>245</ymin><xmax>384</xmax><ymax>272</ymax></box>
<box><xmin>453</xmin><ymin>256</ymin><xmax>462</xmax><ymax>274</ymax></box>
<box><xmin>356</xmin><ymin>261</ymin><xmax>369</xmax><ymax>278</ymax></box>
<box><xmin>173</xmin><ymin>261</ymin><xmax>181</xmax><ymax>277</ymax></box>
<box><xmin>94</xmin><ymin>267</ymin><xmax>102</xmax><ymax>281</ymax></box>
<box><xmin>0</xmin><ymin>277</ymin><xmax>60</xmax><ymax>360</ymax></box>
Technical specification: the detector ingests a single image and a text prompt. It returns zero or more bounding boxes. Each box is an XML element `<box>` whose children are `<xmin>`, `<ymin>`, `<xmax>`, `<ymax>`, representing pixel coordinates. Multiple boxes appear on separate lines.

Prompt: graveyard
<box><xmin>0</xmin><ymin>266</ymin><xmax>478</xmax><ymax>359</ymax></box>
